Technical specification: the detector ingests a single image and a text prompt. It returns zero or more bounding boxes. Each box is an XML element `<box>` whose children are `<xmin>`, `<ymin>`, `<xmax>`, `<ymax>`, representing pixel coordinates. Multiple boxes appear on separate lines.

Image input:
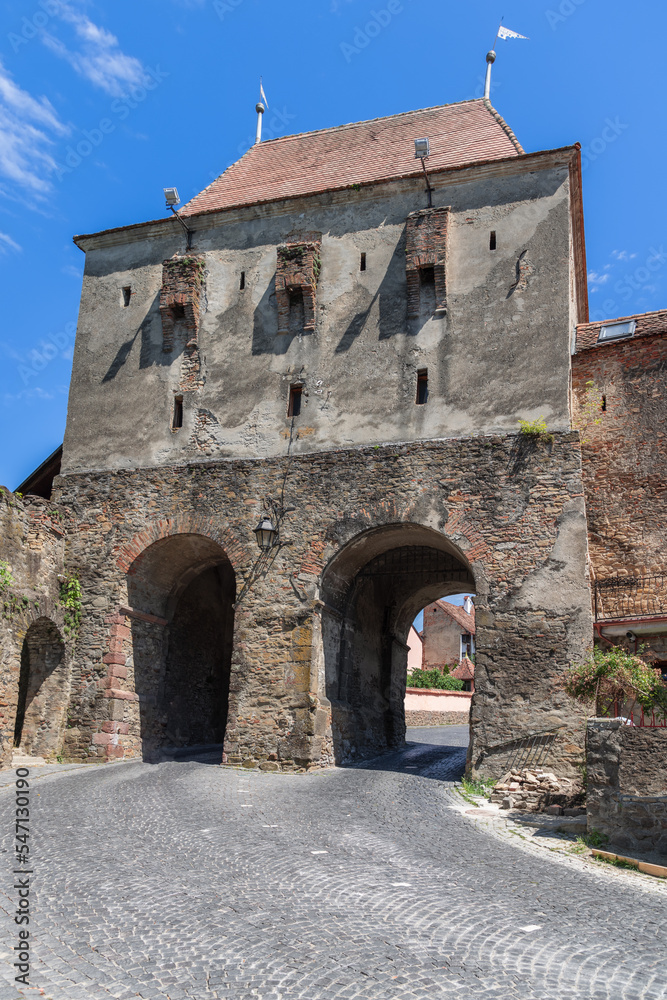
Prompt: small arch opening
<box><xmin>14</xmin><ymin>618</ymin><xmax>67</xmax><ymax>758</ymax></box>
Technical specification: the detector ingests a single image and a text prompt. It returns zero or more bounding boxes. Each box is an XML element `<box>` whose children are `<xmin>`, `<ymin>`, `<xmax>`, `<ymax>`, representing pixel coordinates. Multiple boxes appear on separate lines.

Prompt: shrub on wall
<box><xmin>564</xmin><ymin>646</ymin><xmax>667</xmax><ymax>720</ymax></box>
<box><xmin>406</xmin><ymin>668</ymin><xmax>464</xmax><ymax>691</ymax></box>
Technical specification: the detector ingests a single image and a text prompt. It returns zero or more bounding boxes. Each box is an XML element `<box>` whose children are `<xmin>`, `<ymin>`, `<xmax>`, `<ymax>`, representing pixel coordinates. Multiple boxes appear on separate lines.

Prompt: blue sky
<box><xmin>1</xmin><ymin>0</ymin><xmax>665</xmax><ymax>488</ymax></box>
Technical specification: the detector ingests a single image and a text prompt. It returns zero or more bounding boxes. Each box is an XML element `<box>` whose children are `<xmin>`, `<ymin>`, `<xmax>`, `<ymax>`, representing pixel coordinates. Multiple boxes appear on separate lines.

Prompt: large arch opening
<box><xmin>320</xmin><ymin>524</ymin><xmax>476</xmax><ymax>763</ymax></box>
<box><xmin>14</xmin><ymin>618</ymin><xmax>68</xmax><ymax>758</ymax></box>
<box><xmin>126</xmin><ymin>534</ymin><xmax>236</xmax><ymax>757</ymax></box>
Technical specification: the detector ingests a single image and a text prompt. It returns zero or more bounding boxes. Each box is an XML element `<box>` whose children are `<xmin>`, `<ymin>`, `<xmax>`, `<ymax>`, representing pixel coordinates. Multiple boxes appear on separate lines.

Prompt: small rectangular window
<box><xmin>171</xmin><ymin>304</ymin><xmax>186</xmax><ymax>320</ymax></box>
<box><xmin>240</xmin><ymin>271</ymin><xmax>246</xmax><ymax>290</ymax></box>
<box><xmin>360</xmin><ymin>252</ymin><xmax>366</xmax><ymax>272</ymax></box>
<box><xmin>122</xmin><ymin>286</ymin><xmax>131</xmax><ymax>307</ymax></box>
<box><xmin>172</xmin><ymin>395</ymin><xmax>183</xmax><ymax>430</ymax></box>
<box><xmin>288</xmin><ymin>384</ymin><xmax>302</xmax><ymax>418</ymax></box>
<box><xmin>489</xmin><ymin>231</ymin><xmax>497</xmax><ymax>251</ymax></box>
<box><xmin>419</xmin><ymin>266</ymin><xmax>435</xmax><ymax>287</ymax></box>
<box><xmin>416</xmin><ymin>369</ymin><xmax>428</xmax><ymax>405</ymax></box>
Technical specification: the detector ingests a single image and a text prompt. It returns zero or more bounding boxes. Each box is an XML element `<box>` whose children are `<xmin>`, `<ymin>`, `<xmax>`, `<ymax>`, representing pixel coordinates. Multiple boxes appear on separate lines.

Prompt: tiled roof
<box><xmin>451</xmin><ymin>656</ymin><xmax>475</xmax><ymax>681</ymax></box>
<box><xmin>576</xmin><ymin>309</ymin><xmax>667</xmax><ymax>352</ymax></box>
<box><xmin>435</xmin><ymin>599</ymin><xmax>475</xmax><ymax>635</ymax></box>
<box><xmin>182</xmin><ymin>99</ymin><xmax>523</xmax><ymax>217</ymax></box>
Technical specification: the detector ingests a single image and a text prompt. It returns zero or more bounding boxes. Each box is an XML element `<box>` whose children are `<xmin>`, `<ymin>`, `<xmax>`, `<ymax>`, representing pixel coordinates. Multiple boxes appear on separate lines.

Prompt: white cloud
<box><xmin>0</xmin><ymin>60</ymin><xmax>68</xmax><ymax>197</ymax></box>
<box><xmin>41</xmin><ymin>4</ymin><xmax>147</xmax><ymax>98</ymax></box>
<box><xmin>0</xmin><ymin>231</ymin><xmax>22</xmax><ymax>253</ymax></box>
<box><xmin>611</xmin><ymin>249</ymin><xmax>637</xmax><ymax>262</ymax></box>
<box><xmin>587</xmin><ymin>270</ymin><xmax>610</xmax><ymax>286</ymax></box>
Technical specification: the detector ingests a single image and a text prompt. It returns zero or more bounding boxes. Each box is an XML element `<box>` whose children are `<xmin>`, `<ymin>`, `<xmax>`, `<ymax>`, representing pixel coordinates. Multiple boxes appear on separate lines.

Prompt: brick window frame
<box><xmin>159</xmin><ymin>254</ymin><xmax>205</xmax><ymax>353</ymax></box>
<box><xmin>275</xmin><ymin>233</ymin><xmax>322</xmax><ymax>335</ymax></box>
<box><xmin>405</xmin><ymin>206</ymin><xmax>450</xmax><ymax>318</ymax></box>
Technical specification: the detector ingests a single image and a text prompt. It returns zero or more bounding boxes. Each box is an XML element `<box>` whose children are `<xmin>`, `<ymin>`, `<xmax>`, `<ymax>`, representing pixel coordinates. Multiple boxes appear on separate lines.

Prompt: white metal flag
<box><xmin>259</xmin><ymin>79</ymin><xmax>269</xmax><ymax>109</ymax></box>
<box><xmin>498</xmin><ymin>26</ymin><xmax>529</xmax><ymax>40</ymax></box>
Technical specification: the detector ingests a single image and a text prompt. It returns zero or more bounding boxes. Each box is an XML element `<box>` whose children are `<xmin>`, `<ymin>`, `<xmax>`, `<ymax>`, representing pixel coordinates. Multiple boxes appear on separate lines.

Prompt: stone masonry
<box><xmin>586</xmin><ymin>718</ymin><xmax>667</xmax><ymax>855</ymax></box>
<box><xmin>0</xmin><ymin>489</ymin><xmax>68</xmax><ymax>767</ymax></box>
<box><xmin>50</xmin><ymin>431</ymin><xmax>592</xmax><ymax>777</ymax></box>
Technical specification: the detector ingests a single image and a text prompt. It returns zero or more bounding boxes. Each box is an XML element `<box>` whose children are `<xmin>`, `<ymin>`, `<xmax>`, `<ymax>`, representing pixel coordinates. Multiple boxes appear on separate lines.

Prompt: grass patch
<box><xmin>461</xmin><ymin>775</ymin><xmax>496</xmax><ymax>797</ymax></box>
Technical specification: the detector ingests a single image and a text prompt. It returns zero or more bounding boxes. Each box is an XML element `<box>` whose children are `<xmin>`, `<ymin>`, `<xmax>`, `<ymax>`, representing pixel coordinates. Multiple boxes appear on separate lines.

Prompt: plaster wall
<box><xmin>404</xmin><ymin>689</ymin><xmax>472</xmax><ymax>713</ymax></box>
<box><xmin>63</xmin><ymin>157</ymin><xmax>576</xmax><ymax>474</ymax></box>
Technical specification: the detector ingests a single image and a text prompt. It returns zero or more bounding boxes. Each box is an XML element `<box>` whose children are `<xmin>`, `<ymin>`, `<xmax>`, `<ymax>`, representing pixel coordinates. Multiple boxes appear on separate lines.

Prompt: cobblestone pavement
<box><xmin>1</xmin><ymin>726</ymin><xmax>666</xmax><ymax>1000</ymax></box>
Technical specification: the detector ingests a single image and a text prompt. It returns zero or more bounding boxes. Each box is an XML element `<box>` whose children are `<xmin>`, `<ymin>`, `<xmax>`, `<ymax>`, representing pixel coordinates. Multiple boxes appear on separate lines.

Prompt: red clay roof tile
<box><xmin>182</xmin><ymin>99</ymin><xmax>522</xmax><ymax>217</ymax></box>
<box><xmin>576</xmin><ymin>309</ymin><xmax>667</xmax><ymax>351</ymax></box>
<box><xmin>451</xmin><ymin>656</ymin><xmax>475</xmax><ymax>681</ymax></box>
<box><xmin>435</xmin><ymin>599</ymin><xmax>475</xmax><ymax>634</ymax></box>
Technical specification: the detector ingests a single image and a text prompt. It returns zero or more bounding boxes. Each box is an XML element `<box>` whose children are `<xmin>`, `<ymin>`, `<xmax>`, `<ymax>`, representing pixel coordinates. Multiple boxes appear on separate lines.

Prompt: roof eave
<box><xmin>73</xmin><ymin>144</ymin><xmax>580</xmax><ymax>252</ymax></box>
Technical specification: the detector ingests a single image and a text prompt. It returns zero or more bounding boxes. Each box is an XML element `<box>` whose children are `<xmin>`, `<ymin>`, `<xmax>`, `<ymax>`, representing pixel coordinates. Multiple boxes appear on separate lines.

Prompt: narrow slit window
<box><xmin>172</xmin><ymin>395</ymin><xmax>183</xmax><ymax>430</ymax></box>
<box><xmin>416</xmin><ymin>369</ymin><xmax>428</xmax><ymax>405</ymax></box>
<box><xmin>360</xmin><ymin>252</ymin><xmax>366</xmax><ymax>272</ymax></box>
<box><xmin>240</xmin><ymin>271</ymin><xmax>246</xmax><ymax>290</ymax></box>
<box><xmin>489</xmin><ymin>231</ymin><xmax>497</xmax><ymax>251</ymax></box>
<box><xmin>288</xmin><ymin>384</ymin><xmax>302</xmax><ymax>418</ymax></box>
<box><xmin>601</xmin><ymin>395</ymin><xmax>607</xmax><ymax>412</ymax></box>
<box><xmin>122</xmin><ymin>286</ymin><xmax>131</xmax><ymax>307</ymax></box>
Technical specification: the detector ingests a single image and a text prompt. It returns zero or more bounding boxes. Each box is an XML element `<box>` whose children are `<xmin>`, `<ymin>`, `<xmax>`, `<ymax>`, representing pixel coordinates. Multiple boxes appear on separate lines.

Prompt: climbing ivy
<box><xmin>0</xmin><ymin>560</ymin><xmax>15</xmax><ymax>591</ymax></box>
<box><xmin>574</xmin><ymin>379</ymin><xmax>604</xmax><ymax>444</ymax></box>
<box><xmin>59</xmin><ymin>574</ymin><xmax>82</xmax><ymax>637</ymax></box>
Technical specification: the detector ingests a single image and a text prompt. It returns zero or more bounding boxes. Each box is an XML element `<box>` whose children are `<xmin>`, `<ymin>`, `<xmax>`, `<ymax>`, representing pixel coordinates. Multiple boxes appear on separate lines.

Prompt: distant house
<box><xmin>451</xmin><ymin>655</ymin><xmax>475</xmax><ymax>692</ymax></box>
<box><xmin>407</xmin><ymin>625</ymin><xmax>423</xmax><ymax>674</ymax></box>
<box><xmin>421</xmin><ymin>597</ymin><xmax>475</xmax><ymax>670</ymax></box>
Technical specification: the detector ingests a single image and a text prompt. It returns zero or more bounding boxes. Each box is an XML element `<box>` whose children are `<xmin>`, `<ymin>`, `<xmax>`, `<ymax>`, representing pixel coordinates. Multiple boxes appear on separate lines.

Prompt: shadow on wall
<box><xmin>319</xmin><ymin>522</ymin><xmax>475</xmax><ymax>766</ymax></box>
<box><xmin>250</xmin><ymin>228</ymin><xmax>431</xmax><ymax>356</ymax></box>
<box><xmin>102</xmin><ymin>291</ymin><xmax>185</xmax><ymax>382</ymax></box>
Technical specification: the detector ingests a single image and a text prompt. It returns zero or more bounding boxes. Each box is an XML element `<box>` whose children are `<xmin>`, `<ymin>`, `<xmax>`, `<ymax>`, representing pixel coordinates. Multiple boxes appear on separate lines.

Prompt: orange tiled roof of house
<box><xmin>182</xmin><ymin>99</ymin><xmax>523</xmax><ymax>217</ymax></box>
<box><xmin>451</xmin><ymin>656</ymin><xmax>475</xmax><ymax>681</ymax></box>
<box><xmin>576</xmin><ymin>309</ymin><xmax>667</xmax><ymax>352</ymax></box>
<box><xmin>435</xmin><ymin>599</ymin><xmax>475</xmax><ymax>634</ymax></box>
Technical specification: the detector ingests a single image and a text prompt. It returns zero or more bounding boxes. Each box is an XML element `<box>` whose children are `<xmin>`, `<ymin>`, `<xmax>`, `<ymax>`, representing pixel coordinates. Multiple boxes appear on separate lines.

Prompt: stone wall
<box><xmin>572</xmin><ymin>326</ymin><xmax>667</xmax><ymax>581</ymax></box>
<box><xmin>405</xmin><ymin>710</ymin><xmax>469</xmax><ymax>727</ymax></box>
<box><xmin>53</xmin><ymin>431</ymin><xmax>591</xmax><ymax>776</ymax></box>
<box><xmin>0</xmin><ymin>489</ymin><xmax>68</xmax><ymax>767</ymax></box>
<box><xmin>586</xmin><ymin>718</ymin><xmax>667</xmax><ymax>855</ymax></box>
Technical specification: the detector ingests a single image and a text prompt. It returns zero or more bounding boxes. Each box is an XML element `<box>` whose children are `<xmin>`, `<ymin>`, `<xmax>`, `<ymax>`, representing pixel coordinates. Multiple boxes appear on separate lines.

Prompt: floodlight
<box><xmin>164</xmin><ymin>187</ymin><xmax>180</xmax><ymax>207</ymax></box>
<box><xmin>414</xmin><ymin>138</ymin><xmax>430</xmax><ymax>159</ymax></box>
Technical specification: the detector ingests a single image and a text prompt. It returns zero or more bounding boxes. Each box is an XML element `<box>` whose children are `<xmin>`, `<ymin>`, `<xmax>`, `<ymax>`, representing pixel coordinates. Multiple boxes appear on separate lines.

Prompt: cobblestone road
<box><xmin>1</xmin><ymin>726</ymin><xmax>666</xmax><ymax>1000</ymax></box>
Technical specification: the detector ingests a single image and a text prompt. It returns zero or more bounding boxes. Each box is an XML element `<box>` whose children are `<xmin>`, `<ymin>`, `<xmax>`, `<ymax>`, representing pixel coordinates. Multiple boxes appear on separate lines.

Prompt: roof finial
<box><xmin>255</xmin><ymin>102</ymin><xmax>265</xmax><ymax>144</ymax></box>
<box><xmin>484</xmin><ymin>49</ymin><xmax>496</xmax><ymax>100</ymax></box>
<box><xmin>484</xmin><ymin>20</ymin><xmax>529</xmax><ymax>100</ymax></box>
<box><xmin>255</xmin><ymin>78</ymin><xmax>269</xmax><ymax>144</ymax></box>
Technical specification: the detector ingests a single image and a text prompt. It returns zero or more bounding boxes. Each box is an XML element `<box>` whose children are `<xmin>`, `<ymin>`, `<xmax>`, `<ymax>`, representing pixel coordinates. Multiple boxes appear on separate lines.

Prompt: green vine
<box><xmin>280</xmin><ymin>246</ymin><xmax>307</xmax><ymax>262</ymax></box>
<box><xmin>574</xmin><ymin>379</ymin><xmax>604</xmax><ymax>444</ymax></box>
<box><xmin>59</xmin><ymin>574</ymin><xmax>82</xmax><ymax>637</ymax></box>
<box><xmin>0</xmin><ymin>560</ymin><xmax>15</xmax><ymax>591</ymax></box>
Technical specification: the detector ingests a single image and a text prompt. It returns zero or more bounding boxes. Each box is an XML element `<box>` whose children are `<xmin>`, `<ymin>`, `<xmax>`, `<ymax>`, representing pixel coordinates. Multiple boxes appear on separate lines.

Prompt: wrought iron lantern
<box><xmin>253</xmin><ymin>515</ymin><xmax>277</xmax><ymax>551</ymax></box>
